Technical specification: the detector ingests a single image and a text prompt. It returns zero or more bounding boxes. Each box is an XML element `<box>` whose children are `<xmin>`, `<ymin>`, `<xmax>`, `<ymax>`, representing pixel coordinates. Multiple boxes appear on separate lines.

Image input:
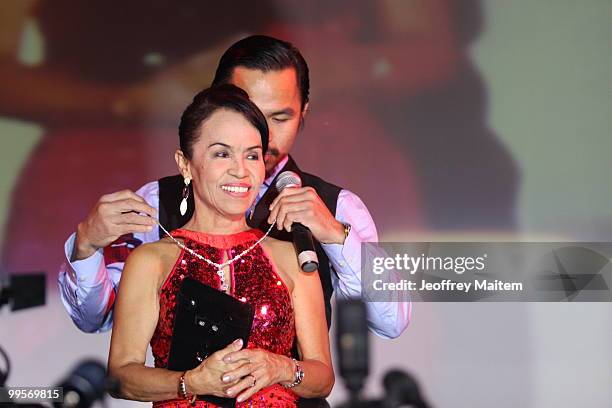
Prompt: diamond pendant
<box><xmin>217</xmin><ymin>269</ymin><xmax>229</xmax><ymax>293</ymax></box>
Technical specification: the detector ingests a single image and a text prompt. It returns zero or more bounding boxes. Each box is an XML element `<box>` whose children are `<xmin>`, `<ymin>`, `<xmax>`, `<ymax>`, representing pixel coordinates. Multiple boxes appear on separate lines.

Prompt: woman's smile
<box><xmin>220</xmin><ymin>183</ymin><xmax>253</xmax><ymax>198</ymax></box>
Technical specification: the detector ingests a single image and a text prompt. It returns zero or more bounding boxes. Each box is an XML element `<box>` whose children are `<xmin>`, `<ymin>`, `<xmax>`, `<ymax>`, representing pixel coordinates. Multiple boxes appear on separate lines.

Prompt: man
<box><xmin>58</xmin><ymin>35</ymin><xmax>410</xmax><ymax>338</ymax></box>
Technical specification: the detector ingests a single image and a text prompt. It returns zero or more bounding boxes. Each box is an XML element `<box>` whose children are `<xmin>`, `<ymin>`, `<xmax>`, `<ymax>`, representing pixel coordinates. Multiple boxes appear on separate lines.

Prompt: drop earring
<box><xmin>180</xmin><ymin>177</ymin><xmax>191</xmax><ymax>216</ymax></box>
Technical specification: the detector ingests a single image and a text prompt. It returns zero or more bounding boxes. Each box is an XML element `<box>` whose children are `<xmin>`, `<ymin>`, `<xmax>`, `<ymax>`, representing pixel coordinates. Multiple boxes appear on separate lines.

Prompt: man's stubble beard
<box><xmin>264</xmin><ymin>148</ymin><xmax>284</xmax><ymax>179</ymax></box>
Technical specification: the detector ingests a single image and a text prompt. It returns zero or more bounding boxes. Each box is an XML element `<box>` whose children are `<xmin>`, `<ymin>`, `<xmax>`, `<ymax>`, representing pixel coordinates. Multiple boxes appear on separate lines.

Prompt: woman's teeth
<box><xmin>221</xmin><ymin>185</ymin><xmax>249</xmax><ymax>193</ymax></box>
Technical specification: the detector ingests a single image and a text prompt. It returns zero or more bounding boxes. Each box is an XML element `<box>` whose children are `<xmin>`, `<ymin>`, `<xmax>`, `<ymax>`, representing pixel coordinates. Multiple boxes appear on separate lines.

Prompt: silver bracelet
<box><xmin>283</xmin><ymin>358</ymin><xmax>304</xmax><ymax>388</ymax></box>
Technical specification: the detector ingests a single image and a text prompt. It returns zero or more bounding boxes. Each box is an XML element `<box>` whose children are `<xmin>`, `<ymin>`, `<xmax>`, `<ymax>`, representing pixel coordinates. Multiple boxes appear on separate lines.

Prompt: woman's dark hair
<box><xmin>179</xmin><ymin>84</ymin><xmax>269</xmax><ymax>159</ymax></box>
<box><xmin>212</xmin><ymin>35</ymin><xmax>310</xmax><ymax>110</ymax></box>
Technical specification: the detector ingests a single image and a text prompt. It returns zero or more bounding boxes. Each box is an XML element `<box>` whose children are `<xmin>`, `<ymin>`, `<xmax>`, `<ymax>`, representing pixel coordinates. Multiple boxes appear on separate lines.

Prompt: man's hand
<box><xmin>72</xmin><ymin>190</ymin><xmax>157</xmax><ymax>261</ymax></box>
<box><xmin>267</xmin><ymin>187</ymin><xmax>345</xmax><ymax>244</ymax></box>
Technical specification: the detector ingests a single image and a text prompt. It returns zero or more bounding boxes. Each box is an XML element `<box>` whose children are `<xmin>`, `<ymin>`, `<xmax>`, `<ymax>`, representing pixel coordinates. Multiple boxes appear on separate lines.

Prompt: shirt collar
<box><xmin>263</xmin><ymin>155</ymin><xmax>290</xmax><ymax>187</ymax></box>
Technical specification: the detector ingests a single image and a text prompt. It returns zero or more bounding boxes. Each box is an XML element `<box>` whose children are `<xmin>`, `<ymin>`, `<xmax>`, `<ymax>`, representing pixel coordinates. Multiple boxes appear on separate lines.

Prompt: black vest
<box><xmin>158</xmin><ymin>156</ymin><xmax>342</xmax><ymax>328</ymax></box>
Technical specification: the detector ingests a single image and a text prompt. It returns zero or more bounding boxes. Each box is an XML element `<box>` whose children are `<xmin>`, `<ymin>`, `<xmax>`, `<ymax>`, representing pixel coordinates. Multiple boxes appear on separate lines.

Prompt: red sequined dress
<box><xmin>150</xmin><ymin>228</ymin><xmax>298</xmax><ymax>408</ymax></box>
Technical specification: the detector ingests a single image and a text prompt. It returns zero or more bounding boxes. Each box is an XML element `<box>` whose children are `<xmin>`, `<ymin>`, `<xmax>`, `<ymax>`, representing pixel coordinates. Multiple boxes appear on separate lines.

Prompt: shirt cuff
<box><xmin>64</xmin><ymin>232</ymin><xmax>106</xmax><ymax>288</ymax></box>
<box><xmin>321</xmin><ymin>226</ymin><xmax>361</xmax><ymax>280</ymax></box>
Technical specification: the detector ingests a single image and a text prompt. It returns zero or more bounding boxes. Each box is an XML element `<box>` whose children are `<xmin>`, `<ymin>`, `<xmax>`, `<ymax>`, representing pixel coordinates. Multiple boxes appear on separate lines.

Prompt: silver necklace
<box><xmin>156</xmin><ymin>219</ymin><xmax>275</xmax><ymax>293</ymax></box>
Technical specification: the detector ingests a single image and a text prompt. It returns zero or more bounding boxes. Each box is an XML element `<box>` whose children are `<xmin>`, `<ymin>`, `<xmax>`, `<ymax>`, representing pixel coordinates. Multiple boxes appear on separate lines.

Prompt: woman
<box><xmin>108</xmin><ymin>84</ymin><xmax>334</xmax><ymax>407</ymax></box>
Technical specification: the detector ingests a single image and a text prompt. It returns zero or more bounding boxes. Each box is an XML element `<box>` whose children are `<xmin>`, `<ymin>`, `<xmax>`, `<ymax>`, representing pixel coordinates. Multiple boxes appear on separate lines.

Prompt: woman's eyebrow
<box><xmin>207</xmin><ymin>142</ymin><xmax>231</xmax><ymax>148</ymax></box>
<box><xmin>208</xmin><ymin>142</ymin><xmax>263</xmax><ymax>151</ymax></box>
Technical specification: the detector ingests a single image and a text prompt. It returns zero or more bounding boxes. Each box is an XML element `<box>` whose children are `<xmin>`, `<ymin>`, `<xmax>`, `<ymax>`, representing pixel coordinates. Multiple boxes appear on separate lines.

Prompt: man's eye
<box><xmin>272</xmin><ymin>117</ymin><xmax>289</xmax><ymax>123</ymax></box>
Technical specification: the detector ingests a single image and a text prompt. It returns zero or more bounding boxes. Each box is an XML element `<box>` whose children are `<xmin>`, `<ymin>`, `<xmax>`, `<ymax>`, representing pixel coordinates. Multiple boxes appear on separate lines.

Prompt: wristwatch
<box><xmin>283</xmin><ymin>358</ymin><xmax>304</xmax><ymax>388</ymax></box>
<box><xmin>342</xmin><ymin>223</ymin><xmax>352</xmax><ymax>242</ymax></box>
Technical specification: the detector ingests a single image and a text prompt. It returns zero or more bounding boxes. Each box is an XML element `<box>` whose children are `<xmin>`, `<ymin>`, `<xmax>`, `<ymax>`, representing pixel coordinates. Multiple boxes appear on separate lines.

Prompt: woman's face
<box><xmin>183</xmin><ymin>109</ymin><xmax>265</xmax><ymax>219</ymax></box>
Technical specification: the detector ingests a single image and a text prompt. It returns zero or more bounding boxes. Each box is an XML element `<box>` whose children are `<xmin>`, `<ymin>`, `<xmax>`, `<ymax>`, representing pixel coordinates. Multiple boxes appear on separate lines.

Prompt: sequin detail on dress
<box><xmin>151</xmin><ymin>229</ymin><xmax>297</xmax><ymax>408</ymax></box>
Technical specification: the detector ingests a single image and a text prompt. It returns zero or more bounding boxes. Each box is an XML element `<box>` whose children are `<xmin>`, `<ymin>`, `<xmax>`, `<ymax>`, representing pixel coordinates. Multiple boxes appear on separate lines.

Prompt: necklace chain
<box><xmin>156</xmin><ymin>219</ymin><xmax>275</xmax><ymax>293</ymax></box>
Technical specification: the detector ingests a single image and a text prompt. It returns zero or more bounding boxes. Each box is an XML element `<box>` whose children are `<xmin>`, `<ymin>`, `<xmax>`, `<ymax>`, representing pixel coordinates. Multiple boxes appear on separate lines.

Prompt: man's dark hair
<box><xmin>212</xmin><ymin>35</ymin><xmax>310</xmax><ymax>110</ymax></box>
<box><xmin>179</xmin><ymin>84</ymin><xmax>269</xmax><ymax>159</ymax></box>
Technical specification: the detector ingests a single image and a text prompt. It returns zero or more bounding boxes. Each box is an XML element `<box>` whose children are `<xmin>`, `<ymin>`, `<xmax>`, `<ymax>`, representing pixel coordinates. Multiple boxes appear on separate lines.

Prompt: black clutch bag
<box><xmin>168</xmin><ymin>277</ymin><xmax>255</xmax><ymax>407</ymax></box>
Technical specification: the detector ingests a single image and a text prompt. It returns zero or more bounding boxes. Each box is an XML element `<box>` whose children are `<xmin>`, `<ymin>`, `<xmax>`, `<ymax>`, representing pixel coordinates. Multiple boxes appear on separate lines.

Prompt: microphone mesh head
<box><xmin>276</xmin><ymin>171</ymin><xmax>302</xmax><ymax>192</ymax></box>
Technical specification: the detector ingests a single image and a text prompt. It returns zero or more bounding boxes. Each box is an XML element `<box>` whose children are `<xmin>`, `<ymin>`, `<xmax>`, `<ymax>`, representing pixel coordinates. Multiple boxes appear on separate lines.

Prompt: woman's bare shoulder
<box><xmin>262</xmin><ymin>236</ymin><xmax>294</xmax><ymax>254</ymax></box>
<box><xmin>261</xmin><ymin>237</ymin><xmax>299</xmax><ymax>275</ymax></box>
<box><xmin>123</xmin><ymin>238</ymin><xmax>182</xmax><ymax>283</ymax></box>
<box><xmin>128</xmin><ymin>238</ymin><xmax>179</xmax><ymax>260</ymax></box>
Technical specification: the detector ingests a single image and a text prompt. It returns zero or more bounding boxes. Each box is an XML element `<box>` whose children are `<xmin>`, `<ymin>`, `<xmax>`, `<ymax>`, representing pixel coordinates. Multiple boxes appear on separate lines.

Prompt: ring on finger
<box><xmin>249</xmin><ymin>374</ymin><xmax>256</xmax><ymax>387</ymax></box>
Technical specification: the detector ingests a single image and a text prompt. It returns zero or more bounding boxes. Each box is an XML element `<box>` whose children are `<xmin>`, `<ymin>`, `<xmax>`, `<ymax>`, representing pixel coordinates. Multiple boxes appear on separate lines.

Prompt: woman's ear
<box><xmin>175</xmin><ymin>150</ymin><xmax>191</xmax><ymax>180</ymax></box>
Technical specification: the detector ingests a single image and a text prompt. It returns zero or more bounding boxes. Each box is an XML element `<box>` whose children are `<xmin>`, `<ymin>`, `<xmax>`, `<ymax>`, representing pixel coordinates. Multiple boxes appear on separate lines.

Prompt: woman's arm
<box><xmin>284</xmin><ymin>256</ymin><xmax>335</xmax><ymax>397</ymax></box>
<box><xmin>221</xmin><ymin>242</ymin><xmax>334</xmax><ymax>401</ymax></box>
<box><xmin>108</xmin><ymin>243</ymin><xmax>245</xmax><ymax>401</ymax></box>
<box><xmin>107</xmin><ymin>243</ymin><xmax>183</xmax><ymax>401</ymax></box>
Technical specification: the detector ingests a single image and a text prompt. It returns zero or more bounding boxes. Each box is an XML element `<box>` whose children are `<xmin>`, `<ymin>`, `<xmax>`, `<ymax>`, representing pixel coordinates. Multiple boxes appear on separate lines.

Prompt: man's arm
<box><xmin>268</xmin><ymin>187</ymin><xmax>411</xmax><ymax>339</ymax></box>
<box><xmin>58</xmin><ymin>181</ymin><xmax>159</xmax><ymax>332</ymax></box>
<box><xmin>321</xmin><ymin>190</ymin><xmax>411</xmax><ymax>339</ymax></box>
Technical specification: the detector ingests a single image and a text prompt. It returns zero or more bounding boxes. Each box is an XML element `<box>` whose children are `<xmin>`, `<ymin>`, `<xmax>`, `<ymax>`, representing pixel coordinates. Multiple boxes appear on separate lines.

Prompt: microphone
<box><xmin>383</xmin><ymin>370</ymin><xmax>430</xmax><ymax>408</ymax></box>
<box><xmin>275</xmin><ymin>171</ymin><xmax>319</xmax><ymax>272</ymax></box>
<box><xmin>54</xmin><ymin>359</ymin><xmax>115</xmax><ymax>408</ymax></box>
<box><xmin>336</xmin><ymin>299</ymin><xmax>369</xmax><ymax>397</ymax></box>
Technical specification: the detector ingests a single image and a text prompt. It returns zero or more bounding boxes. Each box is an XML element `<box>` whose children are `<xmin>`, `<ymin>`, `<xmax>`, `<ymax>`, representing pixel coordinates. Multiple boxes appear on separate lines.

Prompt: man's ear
<box><xmin>299</xmin><ymin>102</ymin><xmax>309</xmax><ymax>129</ymax></box>
<box><xmin>174</xmin><ymin>150</ymin><xmax>192</xmax><ymax>180</ymax></box>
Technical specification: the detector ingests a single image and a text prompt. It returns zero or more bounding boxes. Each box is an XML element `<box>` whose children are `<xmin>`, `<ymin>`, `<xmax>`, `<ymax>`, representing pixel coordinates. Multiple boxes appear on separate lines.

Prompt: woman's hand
<box><xmin>184</xmin><ymin>339</ymin><xmax>249</xmax><ymax>397</ymax></box>
<box><xmin>219</xmin><ymin>348</ymin><xmax>295</xmax><ymax>402</ymax></box>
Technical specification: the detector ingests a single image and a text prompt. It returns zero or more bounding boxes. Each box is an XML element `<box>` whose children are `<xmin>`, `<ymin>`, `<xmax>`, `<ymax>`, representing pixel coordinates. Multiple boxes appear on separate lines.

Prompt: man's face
<box><xmin>229</xmin><ymin>67</ymin><xmax>306</xmax><ymax>178</ymax></box>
